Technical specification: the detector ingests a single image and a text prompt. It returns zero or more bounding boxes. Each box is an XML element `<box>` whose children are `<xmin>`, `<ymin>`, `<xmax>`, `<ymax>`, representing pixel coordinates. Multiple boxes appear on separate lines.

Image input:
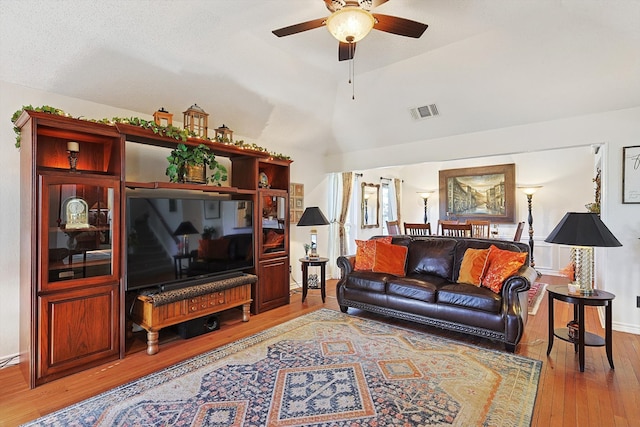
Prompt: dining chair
<box><xmin>468</xmin><ymin>220</ymin><xmax>490</xmax><ymax>238</ymax></box>
<box><xmin>440</xmin><ymin>223</ymin><xmax>473</xmax><ymax>237</ymax></box>
<box><xmin>386</xmin><ymin>220</ymin><xmax>401</xmax><ymax>235</ymax></box>
<box><xmin>437</xmin><ymin>220</ymin><xmax>459</xmax><ymax>235</ymax></box>
<box><xmin>513</xmin><ymin>221</ymin><xmax>525</xmax><ymax>241</ymax></box>
<box><xmin>404</xmin><ymin>222</ymin><xmax>431</xmax><ymax>236</ymax></box>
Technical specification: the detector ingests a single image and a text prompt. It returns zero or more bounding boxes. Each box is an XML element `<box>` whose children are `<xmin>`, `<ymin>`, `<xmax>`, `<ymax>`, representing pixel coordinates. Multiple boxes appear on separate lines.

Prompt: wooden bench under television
<box><xmin>131</xmin><ymin>274</ymin><xmax>257</xmax><ymax>355</ymax></box>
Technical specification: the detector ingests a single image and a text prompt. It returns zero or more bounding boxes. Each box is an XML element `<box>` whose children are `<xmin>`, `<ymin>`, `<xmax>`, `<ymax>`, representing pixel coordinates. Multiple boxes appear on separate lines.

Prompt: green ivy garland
<box><xmin>11</xmin><ymin>105</ymin><xmax>291</xmax><ymax>160</ymax></box>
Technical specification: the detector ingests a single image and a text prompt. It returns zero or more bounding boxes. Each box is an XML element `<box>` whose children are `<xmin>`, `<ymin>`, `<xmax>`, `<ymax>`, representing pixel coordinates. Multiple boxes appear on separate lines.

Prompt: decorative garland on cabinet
<box><xmin>10</xmin><ymin>105</ymin><xmax>290</xmax><ymax>160</ymax></box>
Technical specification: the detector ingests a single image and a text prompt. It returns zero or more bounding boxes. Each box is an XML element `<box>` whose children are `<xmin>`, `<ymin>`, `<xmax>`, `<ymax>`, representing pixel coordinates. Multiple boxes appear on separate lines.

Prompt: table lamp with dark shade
<box><xmin>173</xmin><ymin>221</ymin><xmax>200</xmax><ymax>255</ymax></box>
<box><xmin>544</xmin><ymin>212</ymin><xmax>621</xmax><ymax>295</ymax></box>
<box><xmin>297</xmin><ymin>207</ymin><xmax>330</xmax><ymax>258</ymax></box>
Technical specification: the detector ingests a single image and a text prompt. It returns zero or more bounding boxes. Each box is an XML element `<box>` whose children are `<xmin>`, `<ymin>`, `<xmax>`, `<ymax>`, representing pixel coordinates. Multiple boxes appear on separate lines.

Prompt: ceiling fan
<box><xmin>272</xmin><ymin>0</ymin><xmax>428</xmax><ymax>61</ymax></box>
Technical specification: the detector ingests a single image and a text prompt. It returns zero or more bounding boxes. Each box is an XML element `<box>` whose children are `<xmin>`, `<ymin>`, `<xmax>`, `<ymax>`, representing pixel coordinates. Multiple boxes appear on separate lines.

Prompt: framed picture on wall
<box><xmin>438</xmin><ymin>163</ymin><xmax>516</xmax><ymax>223</ymax></box>
<box><xmin>290</xmin><ymin>183</ymin><xmax>304</xmax><ymax>224</ymax></box>
<box><xmin>623</xmin><ymin>145</ymin><xmax>640</xmax><ymax>203</ymax></box>
<box><xmin>204</xmin><ymin>200</ymin><xmax>220</xmax><ymax>219</ymax></box>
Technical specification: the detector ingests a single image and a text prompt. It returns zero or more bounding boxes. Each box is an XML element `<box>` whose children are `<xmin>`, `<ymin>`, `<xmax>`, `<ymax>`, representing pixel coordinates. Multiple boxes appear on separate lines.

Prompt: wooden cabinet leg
<box><xmin>146</xmin><ymin>331</ymin><xmax>159</xmax><ymax>355</ymax></box>
<box><xmin>242</xmin><ymin>303</ymin><xmax>251</xmax><ymax>322</ymax></box>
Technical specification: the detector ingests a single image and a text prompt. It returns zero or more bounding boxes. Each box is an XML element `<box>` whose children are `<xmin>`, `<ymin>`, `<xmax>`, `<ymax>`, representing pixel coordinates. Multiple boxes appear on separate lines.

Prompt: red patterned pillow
<box><xmin>354</xmin><ymin>236</ymin><xmax>393</xmax><ymax>271</ymax></box>
<box><xmin>481</xmin><ymin>245</ymin><xmax>527</xmax><ymax>293</ymax></box>
<box><xmin>372</xmin><ymin>241</ymin><xmax>408</xmax><ymax>277</ymax></box>
<box><xmin>457</xmin><ymin>248</ymin><xmax>490</xmax><ymax>286</ymax></box>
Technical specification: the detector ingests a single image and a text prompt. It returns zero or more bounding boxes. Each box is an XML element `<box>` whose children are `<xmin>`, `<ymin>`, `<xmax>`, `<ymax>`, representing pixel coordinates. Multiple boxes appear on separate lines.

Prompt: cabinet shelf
<box><xmin>117</xmin><ymin>122</ymin><xmax>272</xmax><ymax>159</ymax></box>
<box><xmin>37</xmin><ymin>166</ymin><xmax>118</xmax><ymax>177</ymax></box>
<box><xmin>125</xmin><ymin>181</ymin><xmax>240</xmax><ymax>194</ymax></box>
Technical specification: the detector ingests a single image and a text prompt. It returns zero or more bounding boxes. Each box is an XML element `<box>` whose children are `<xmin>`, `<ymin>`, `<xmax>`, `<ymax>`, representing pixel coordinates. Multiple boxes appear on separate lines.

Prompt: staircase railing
<box><xmin>143</xmin><ymin>199</ymin><xmax>179</xmax><ymax>245</ymax></box>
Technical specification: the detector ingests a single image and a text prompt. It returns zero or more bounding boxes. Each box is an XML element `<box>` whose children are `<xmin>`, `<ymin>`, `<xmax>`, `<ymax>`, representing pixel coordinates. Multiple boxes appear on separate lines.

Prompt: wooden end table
<box><xmin>300</xmin><ymin>257</ymin><xmax>328</xmax><ymax>303</ymax></box>
<box><xmin>546</xmin><ymin>285</ymin><xmax>615</xmax><ymax>372</ymax></box>
<box><xmin>173</xmin><ymin>253</ymin><xmax>193</xmax><ymax>279</ymax></box>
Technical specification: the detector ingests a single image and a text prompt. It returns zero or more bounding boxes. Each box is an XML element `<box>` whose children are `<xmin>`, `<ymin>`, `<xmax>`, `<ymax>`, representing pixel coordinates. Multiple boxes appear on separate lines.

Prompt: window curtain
<box><xmin>327</xmin><ymin>173</ymin><xmax>340</xmax><ymax>279</ymax></box>
<box><xmin>387</xmin><ymin>180</ymin><xmax>398</xmax><ymax>221</ymax></box>
<box><xmin>339</xmin><ymin>172</ymin><xmax>353</xmax><ymax>256</ymax></box>
<box><xmin>394</xmin><ymin>178</ymin><xmax>402</xmax><ymax>230</ymax></box>
<box><xmin>328</xmin><ymin>172</ymin><xmax>353</xmax><ymax>278</ymax></box>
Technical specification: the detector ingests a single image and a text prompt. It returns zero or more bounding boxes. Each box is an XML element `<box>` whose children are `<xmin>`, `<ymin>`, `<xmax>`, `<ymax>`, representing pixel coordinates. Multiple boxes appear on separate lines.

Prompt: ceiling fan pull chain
<box><xmin>351</xmin><ymin>43</ymin><xmax>356</xmax><ymax>100</ymax></box>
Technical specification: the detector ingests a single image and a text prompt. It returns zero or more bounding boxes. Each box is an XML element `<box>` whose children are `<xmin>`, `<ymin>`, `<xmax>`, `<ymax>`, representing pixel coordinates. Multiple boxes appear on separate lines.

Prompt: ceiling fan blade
<box><xmin>370</xmin><ymin>0</ymin><xmax>389</xmax><ymax>8</ymax></box>
<box><xmin>272</xmin><ymin>17</ymin><xmax>327</xmax><ymax>37</ymax></box>
<box><xmin>338</xmin><ymin>42</ymin><xmax>356</xmax><ymax>61</ymax></box>
<box><xmin>323</xmin><ymin>0</ymin><xmax>337</xmax><ymax>12</ymax></box>
<box><xmin>372</xmin><ymin>13</ymin><xmax>428</xmax><ymax>38</ymax></box>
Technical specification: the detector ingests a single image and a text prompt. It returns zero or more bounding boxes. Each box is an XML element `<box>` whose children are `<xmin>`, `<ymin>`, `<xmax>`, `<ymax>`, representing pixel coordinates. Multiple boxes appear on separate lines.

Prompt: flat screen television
<box><xmin>125</xmin><ymin>191</ymin><xmax>254</xmax><ymax>292</ymax></box>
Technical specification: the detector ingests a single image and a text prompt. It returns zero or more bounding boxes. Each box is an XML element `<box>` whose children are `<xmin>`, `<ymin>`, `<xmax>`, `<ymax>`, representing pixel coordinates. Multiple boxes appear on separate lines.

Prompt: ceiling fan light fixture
<box><xmin>326</xmin><ymin>7</ymin><xmax>375</xmax><ymax>43</ymax></box>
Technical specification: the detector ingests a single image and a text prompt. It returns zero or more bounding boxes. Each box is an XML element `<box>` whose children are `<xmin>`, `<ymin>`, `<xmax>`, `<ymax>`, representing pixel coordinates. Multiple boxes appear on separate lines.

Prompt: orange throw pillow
<box><xmin>481</xmin><ymin>245</ymin><xmax>527</xmax><ymax>293</ymax></box>
<box><xmin>354</xmin><ymin>236</ymin><xmax>393</xmax><ymax>271</ymax></box>
<box><xmin>372</xmin><ymin>241</ymin><xmax>408</xmax><ymax>277</ymax></box>
<box><xmin>457</xmin><ymin>248</ymin><xmax>490</xmax><ymax>286</ymax></box>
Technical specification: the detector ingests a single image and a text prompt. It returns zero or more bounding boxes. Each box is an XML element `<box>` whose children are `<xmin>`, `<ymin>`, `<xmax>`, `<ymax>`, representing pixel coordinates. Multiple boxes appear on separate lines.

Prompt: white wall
<box><xmin>331</xmin><ymin>108</ymin><xmax>640</xmax><ymax>335</ymax></box>
<box><xmin>402</xmin><ymin>148</ymin><xmax>594</xmax><ymax>271</ymax></box>
<box><xmin>1</xmin><ymin>81</ymin><xmax>638</xmax><ymax>364</ymax></box>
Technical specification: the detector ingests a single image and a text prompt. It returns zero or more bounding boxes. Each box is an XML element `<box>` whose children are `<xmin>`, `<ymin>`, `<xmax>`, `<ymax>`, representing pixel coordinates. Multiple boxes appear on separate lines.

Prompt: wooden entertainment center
<box><xmin>16</xmin><ymin>110</ymin><xmax>291</xmax><ymax>388</ymax></box>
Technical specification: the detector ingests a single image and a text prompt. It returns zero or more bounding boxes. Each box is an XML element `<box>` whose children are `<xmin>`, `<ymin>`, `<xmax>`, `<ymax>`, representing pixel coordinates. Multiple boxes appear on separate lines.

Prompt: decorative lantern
<box><xmin>153</xmin><ymin>107</ymin><xmax>173</xmax><ymax>127</ymax></box>
<box><xmin>215</xmin><ymin>124</ymin><xmax>233</xmax><ymax>142</ymax></box>
<box><xmin>183</xmin><ymin>104</ymin><xmax>209</xmax><ymax>138</ymax></box>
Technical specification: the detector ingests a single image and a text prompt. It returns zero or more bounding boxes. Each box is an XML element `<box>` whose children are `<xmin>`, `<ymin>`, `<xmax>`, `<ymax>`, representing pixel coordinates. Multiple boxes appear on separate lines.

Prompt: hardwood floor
<box><xmin>1</xmin><ymin>275</ymin><xmax>639</xmax><ymax>426</ymax></box>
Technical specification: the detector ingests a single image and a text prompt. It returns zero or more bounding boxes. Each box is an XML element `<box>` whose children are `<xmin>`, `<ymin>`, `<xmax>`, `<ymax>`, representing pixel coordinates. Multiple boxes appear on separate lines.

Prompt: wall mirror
<box><xmin>361</xmin><ymin>182</ymin><xmax>380</xmax><ymax>228</ymax></box>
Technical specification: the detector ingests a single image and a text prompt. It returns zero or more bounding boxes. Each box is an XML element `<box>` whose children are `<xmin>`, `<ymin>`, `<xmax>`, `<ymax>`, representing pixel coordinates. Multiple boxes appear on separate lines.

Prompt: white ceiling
<box><xmin>1</xmin><ymin>0</ymin><xmax>639</xmax><ymax>158</ymax></box>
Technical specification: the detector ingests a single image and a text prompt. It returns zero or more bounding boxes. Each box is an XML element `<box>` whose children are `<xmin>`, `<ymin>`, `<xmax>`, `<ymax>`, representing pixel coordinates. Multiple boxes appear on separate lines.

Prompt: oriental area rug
<box><xmin>23</xmin><ymin>309</ymin><xmax>541</xmax><ymax>427</ymax></box>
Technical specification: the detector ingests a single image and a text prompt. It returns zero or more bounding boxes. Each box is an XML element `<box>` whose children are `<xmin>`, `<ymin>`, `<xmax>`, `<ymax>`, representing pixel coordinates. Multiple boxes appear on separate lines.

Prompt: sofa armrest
<box><xmin>501</xmin><ymin>265</ymin><xmax>537</xmax><ymax>346</ymax></box>
<box><xmin>502</xmin><ymin>265</ymin><xmax>537</xmax><ymax>296</ymax></box>
<box><xmin>337</xmin><ymin>255</ymin><xmax>355</xmax><ymax>278</ymax></box>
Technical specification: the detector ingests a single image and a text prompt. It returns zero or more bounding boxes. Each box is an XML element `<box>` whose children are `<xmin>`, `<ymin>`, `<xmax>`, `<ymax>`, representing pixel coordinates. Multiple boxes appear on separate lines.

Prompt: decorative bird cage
<box><xmin>183</xmin><ymin>104</ymin><xmax>209</xmax><ymax>138</ymax></box>
<box><xmin>215</xmin><ymin>124</ymin><xmax>233</xmax><ymax>142</ymax></box>
<box><xmin>153</xmin><ymin>107</ymin><xmax>173</xmax><ymax>127</ymax></box>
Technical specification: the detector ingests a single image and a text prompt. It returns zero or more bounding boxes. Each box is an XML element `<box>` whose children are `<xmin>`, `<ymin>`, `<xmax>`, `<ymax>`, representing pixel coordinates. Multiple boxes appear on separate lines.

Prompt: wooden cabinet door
<box><xmin>36</xmin><ymin>283</ymin><xmax>119</xmax><ymax>385</ymax></box>
<box><xmin>254</xmin><ymin>256</ymin><xmax>289</xmax><ymax>314</ymax></box>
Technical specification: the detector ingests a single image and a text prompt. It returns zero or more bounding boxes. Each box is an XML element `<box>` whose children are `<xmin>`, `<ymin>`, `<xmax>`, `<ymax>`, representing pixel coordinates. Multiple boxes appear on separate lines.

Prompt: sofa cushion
<box><xmin>437</xmin><ymin>283</ymin><xmax>502</xmax><ymax>313</ymax></box>
<box><xmin>372</xmin><ymin>241</ymin><xmax>408</xmax><ymax>277</ymax></box>
<box><xmin>453</xmin><ymin>238</ymin><xmax>528</xmax><ymax>282</ymax></box>
<box><xmin>482</xmin><ymin>245</ymin><xmax>528</xmax><ymax>293</ymax></box>
<box><xmin>346</xmin><ymin>270</ymin><xmax>389</xmax><ymax>293</ymax></box>
<box><xmin>457</xmin><ymin>248</ymin><xmax>490</xmax><ymax>286</ymax></box>
<box><xmin>406</xmin><ymin>238</ymin><xmax>457</xmax><ymax>280</ymax></box>
<box><xmin>225</xmin><ymin>233</ymin><xmax>253</xmax><ymax>261</ymax></box>
<box><xmin>198</xmin><ymin>238</ymin><xmax>230</xmax><ymax>260</ymax></box>
<box><xmin>354</xmin><ymin>236</ymin><xmax>393</xmax><ymax>271</ymax></box>
<box><xmin>387</xmin><ymin>275</ymin><xmax>448</xmax><ymax>303</ymax></box>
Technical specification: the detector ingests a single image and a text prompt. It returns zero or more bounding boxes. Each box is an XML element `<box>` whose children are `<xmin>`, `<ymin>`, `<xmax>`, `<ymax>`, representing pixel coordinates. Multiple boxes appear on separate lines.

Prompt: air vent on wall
<box><xmin>409</xmin><ymin>104</ymin><xmax>440</xmax><ymax>120</ymax></box>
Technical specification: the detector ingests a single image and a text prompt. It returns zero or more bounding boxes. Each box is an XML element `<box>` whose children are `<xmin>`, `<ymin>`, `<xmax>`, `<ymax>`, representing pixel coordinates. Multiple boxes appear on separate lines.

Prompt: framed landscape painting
<box><xmin>439</xmin><ymin>163</ymin><xmax>516</xmax><ymax>223</ymax></box>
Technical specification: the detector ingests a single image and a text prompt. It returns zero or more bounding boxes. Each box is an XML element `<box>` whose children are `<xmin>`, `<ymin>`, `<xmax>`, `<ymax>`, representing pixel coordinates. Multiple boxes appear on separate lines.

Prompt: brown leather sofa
<box><xmin>336</xmin><ymin>236</ymin><xmax>538</xmax><ymax>351</ymax></box>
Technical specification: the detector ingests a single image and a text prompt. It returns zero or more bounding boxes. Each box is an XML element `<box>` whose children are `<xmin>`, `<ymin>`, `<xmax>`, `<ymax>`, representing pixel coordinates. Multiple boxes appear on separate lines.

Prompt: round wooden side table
<box><xmin>299</xmin><ymin>257</ymin><xmax>328</xmax><ymax>303</ymax></box>
<box><xmin>546</xmin><ymin>285</ymin><xmax>615</xmax><ymax>372</ymax></box>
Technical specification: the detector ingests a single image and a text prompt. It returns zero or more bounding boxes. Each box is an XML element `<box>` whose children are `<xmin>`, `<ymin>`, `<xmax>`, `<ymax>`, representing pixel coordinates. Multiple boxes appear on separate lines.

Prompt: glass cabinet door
<box><xmin>40</xmin><ymin>175</ymin><xmax>120</xmax><ymax>290</ymax></box>
<box><xmin>259</xmin><ymin>192</ymin><xmax>288</xmax><ymax>256</ymax></box>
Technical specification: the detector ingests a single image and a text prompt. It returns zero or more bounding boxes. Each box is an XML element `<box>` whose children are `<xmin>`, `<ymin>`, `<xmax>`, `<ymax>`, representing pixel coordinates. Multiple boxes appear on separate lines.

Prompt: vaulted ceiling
<box><xmin>2</xmin><ymin>0</ymin><xmax>639</xmax><ymax>157</ymax></box>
